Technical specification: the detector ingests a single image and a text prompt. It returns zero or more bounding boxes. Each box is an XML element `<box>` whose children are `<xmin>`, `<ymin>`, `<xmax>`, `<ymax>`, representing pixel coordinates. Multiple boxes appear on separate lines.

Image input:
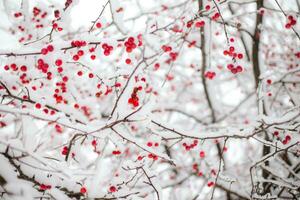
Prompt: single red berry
<box><xmin>80</xmin><ymin>187</ymin><xmax>87</xmax><ymax>194</ymax></box>
<box><xmin>125</xmin><ymin>58</ymin><xmax>131</xmax><ymax>64</ymax></box>
<box><xmin>77</xmin><ymin>71</ymin><xmax>83</xmax><ymax>76</ymax></box>
<box><xmin>88</xmin><ymin>73</ymin><xmax>94</xmax><ymax>78</ymax></box>
<box><xmin>73</xmin><ymin>55</ymin><xmax>79</xmax><ymax>61</ymax></box>
<box><xmin>47</xmin><ymin>45</ymin><xmax>54</xmax><ymax>52</ymax></box>
<box><xmin>109</xmin><ymin>186</ymin><xmax>117</xmax><ymax>193</ymax></box>
<box><xmin>199</xmin><ymin>151</ymin><xmax>205</xmax><ymax>158</ymax></box>
<box><xmin>96</xmin><ymin>22</ymin><xmax>102</xmax><ymax>28</ymax></box>
<box><xmin>20</xmin><ymin>65</ymin><xmax>27</xmax><ymax>72</ymax></box>
<box><xmin>35</xmin><ymin>103</ymin><xmax>41</xmax><ymax>109</ymax></box>
<box><xmin>55</xmin><ymin>59</ymin><xmax>63</xmax><ymax>66</ymax></box>
<box><xmin>41</xmin><ymin>48</ymin><xmax>48</xmax><ymax>55</ymax></box>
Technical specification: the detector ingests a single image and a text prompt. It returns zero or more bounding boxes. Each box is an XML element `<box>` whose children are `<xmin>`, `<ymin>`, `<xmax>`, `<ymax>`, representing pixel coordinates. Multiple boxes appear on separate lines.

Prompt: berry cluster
<box><xmin>192</xmin><ymin>163</ymin><xmax>203</xmax><ymax>176</ymax></box>
<box><xmin>128</xmin><ymin>86</ymin><xmax>142</xmax><ymax>107</ymax></box>
<box><xmin>182</xmin><ymin>140</ymin><xmax>198</xmax><ymax>151</ymax></box>
<box><xmin>102</xmin><ymin>43</ymin><xmax>113</xmax><ymax>56</ymax></box>
<box><xmin>186</xmin><ymin>20</ymin><xmax>193</xmax><ymax>28</ymax></box>
<box><xmin>148</xmin><ymin>153</ymin><xmax>158</xmax><ymax>160</ymax></box>
<box><xmin>71</xmin><ymin>40</ymin><xmax>87</xmax><ymax>48</ymax></box>
<box><xmin>285</xmin><ymin>15</ymin><xmax>297</xmax><ymax>29</ymax></box>
<box><xmin>195</xmin><ymin>20</ymin><xmax>205</xmax><ymax>28</ymax></box>
<box><xmin>14</xmin><ymin>12</ymin><xmax>22</xmax><ymax>18</ymax></box>
<box><xmin>161</xmin><ymin>45</ymin><xmax>172</xmax><ymax>52</ymax></box>
<box><xmin>223</xmin><ymin>46</ymin><xmax>244</xmax><ymax>60</ymax></box>
<box><xmin>146</xmin><ymin>142</ymin><xmax>159</xmax><ymax>147</ymax></box>
<box><xmin>211</xmin><ymin>12</ymin><xmax>220</xmax><ymax>21</ymax></box>
<box><xmin>41</xmin><ymin>44</ymin><xmax>54</xmax><ymax>55</ymax></box>
<box><xmin>39</xmin><ymin>184</ymin><xmax>51</xmax><ymax>191</ymax></box>
<box><xmin>112</xmin><ymin>150</ymin><xmax>121</xmax><ymax>155</ymax></box>
<box><xmin>204</xmin><ymin>71</ymin><xmax>216</xmax><ymax>79</ymax></box>
<box><xmin>124</xmin><ymin>37</ymin><xmax>138</xmax><ymax>53</ymax></box>
<box><xmin>61</xmin><ymin>146</ymin><xmax>69</xmax><ymax>155</ymax></box>
<box><xmin>37</xmin><ymin>58</ymin><xmax>49</xmax><ymax>73</ymax></box>
<box><xmin>227</xmin><ymin>64</ymin><xmax>243</xmax><ymax>74</ymax></box>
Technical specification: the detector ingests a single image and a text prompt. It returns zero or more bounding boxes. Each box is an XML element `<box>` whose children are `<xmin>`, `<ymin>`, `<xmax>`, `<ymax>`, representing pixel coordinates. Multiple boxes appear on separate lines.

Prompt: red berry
<box><xmin>47</xmin><ymin>45</ymin><xmax>54</xmax><ymax>52</ymax></box>
<box><xmin>199</xmin><ymin>151</ymin><xmax>205</xmax><ymax>158</ymax></box>
<box><xmin>41</xmin><ymin>48</ymin><xmax>48</xmax><ymax>55</ymax></box>
<box><xmin>125</xmin><ymin>58</ymin><xmax>131</xmax><ymax>64</ymax></box>
<box><xmin>35</xmin><ymin>103</ymin><xmax>41</xmax><ymax>109</ymax></box>
<box><xmin>20</xmin><ymin>65</ymin><xmax>27</xmax><ymax>72</ymax></box>
<box><xmin>96</xmin><ymin>22</ymin><xmax>102</xmax><ymax>28</ymax></box>
<box><xmin>109</xmin><ymin>186</ymin><xmax>117</xmax><ymax>193</ymax></box>
<box><xmin>80</xmin><ymin>187</ymin><xmax>87</xmax><ymax>194</ymax></box>
<box><xmin>73</xmin><ymin>55</ymin><xmax>79</xmax><ymax>61</ymax></box>
<box><xmin>88</xmin><ymin>73</ymin><xmax>94</xmax><ymax>78</ymax></box>
<box><xmin>55</xmin><ymin>59</ymin><xmax>63</xmax><ymax>66</ymax></box>
<box><xmin>77</xmin><ymin>71</ymin><xmax>83</xmax><ymax>76</ymax></box>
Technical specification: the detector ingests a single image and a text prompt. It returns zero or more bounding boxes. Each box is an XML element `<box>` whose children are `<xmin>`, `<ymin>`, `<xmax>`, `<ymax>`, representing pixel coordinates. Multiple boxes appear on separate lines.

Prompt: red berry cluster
<box><xmin>55</xmin><ymin>124</ymin><xmax>63</xmax><ymax>133</ymax></box>
<box><xmin>211</xmin><ymin>12</ymin><xmax>220</xmax><ymax>21</ymax></box>
<box><xmin>33</xmin><ymin>7</ymin><xmax>41</xmax><ymax>17</ymax></box>
<box><xmin>128</xmin><ymin>86</ymin><xmax>142</xmax><ymax>107</ymax></box>
<box><xmin>54</xmin><ymin>82</ymin><xmax>68</xmax><ymax>103</ymax></box>
<box><xmin>195</xmin><ymin>20</ymin><xmax>205</xmax><ymax>28</ymax></box>
<box><xmin>162</xmin><ymin>45</ymin><xmax>172</xmax><ymax>52</ymax></box>
<box><xmin>223</xmin><ymin>46</ymin><xmax>243</xmax><ymax>60</ymax></box>
<box><xmin>165</xmin><ymin>51</ymin><xmax>178</xmax><ymax>64</ymax></box>
<box><xmin>124</xmin><ymin>37</ymin><xmax>137</xmax><ymax>53</ymax></box>
<box><xmin>102</xmin><ymin>43</ymin><xmax>113</xmax><ymax>56</ymax></box>
<box><xmin>169</xmin><ymin>52</ymin><xmax>178</xmax><ymax>61</ymax></box>
<box><xmin>37</xmin><ymin>59</ymin><xmax>49</xmax><ymax>73</ymax></box>
<box><xmin>52</xmin><ymin>22</ymin><xmax>63</xmax><ymax>31</ymax></box>
<box><xmin>273</xmin><ymin>131</ymin><xmax>291</xmax><ymax>145</ymax></box>
<box><xmin>72</xmin><ymin>50</ymin><xmax>85</xmax><ymax>61</ymax></box>
<box><xmin>227</xmin><ymin>64</ymin><xmax>243</xmax><ymax>74</ymax></box>
<box><xmin>285</xmin><ymin>15</ymin><xmax>297</xmax><ymax>29</ymax></box>
<box><xmin>204</xmin><ymin>71</ymin><xmax>216</xmax><ymax>79</ymax></box>
<box><xmin>148</xmin><ymin>153</ymin><xmax>158</xmax><ymax>160</ymax></box>
<box><xmin>54</xmin><ymin>10</ymin><xmax>60</xmax><ymax>18</ymax></box>
<box><xmin>207</xmin><ymin>181</ymin><xmax>214</xmax><ymax>187</ymax></box>
<box><xmin>41</xmin><ymin>45</ymin><xmax>54</xmax><ymax>55</ymax></box>
<box><xmin>182</xmin><ymin>140</ymin><xmax>198</xmax><ymax>151</ymax></box>
<box><xmin>282</xmin><ymin>135</ymin><xmax>291</xmax><ymax>145</ymax></box>
<box><xmin>61</xmin><ymin>146</ymin><xmax>69</xmax><ymax>155</ymax></box>
<box><xmin>71</xmin><ymin>40</ymin><xmax>87</xmax><ymax>48</ymax></box>
<box><xmin>39</xmin><ymin>184</ymin><xmax>51</xmax><ymax>191</ymax></box>
<box><xmin>171</xmin><ymin>25</ymin><xmax>182</xmax><ymax>33</ymax></box>
<box><xmin>65</xmin><ymin>0</ymin><xmax>73</xmax><ymax>8</ymax></box>
<box><xmin>186</xmin><ymin>20</ymin><xmax>193</xmax><ymax>28</ymax></box>
<box><xmin>14</xmin><ymin>12</ymin><xmax>22</xmax><ymax>18</ymax></box>
<box><xmin>146</xmin><ymin>142</ymin><xmax>159</xmax><ymax>147</ymax></box>
<box><xmin>192</xmin><ymin>163</ymin><xmax>203</xmax><ymax>176</ymax></box>
<box><xmin>112</xmin><ymin>150</ymin><xmax>121</xmax><ymax>155</ymax></box>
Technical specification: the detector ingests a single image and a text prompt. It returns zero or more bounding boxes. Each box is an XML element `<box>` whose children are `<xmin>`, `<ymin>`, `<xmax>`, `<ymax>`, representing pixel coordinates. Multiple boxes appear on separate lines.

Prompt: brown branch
<box><xmin>89</xmin><ymin>0</ymin><xmax>110</xmax><ymax>33</ymax></box>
